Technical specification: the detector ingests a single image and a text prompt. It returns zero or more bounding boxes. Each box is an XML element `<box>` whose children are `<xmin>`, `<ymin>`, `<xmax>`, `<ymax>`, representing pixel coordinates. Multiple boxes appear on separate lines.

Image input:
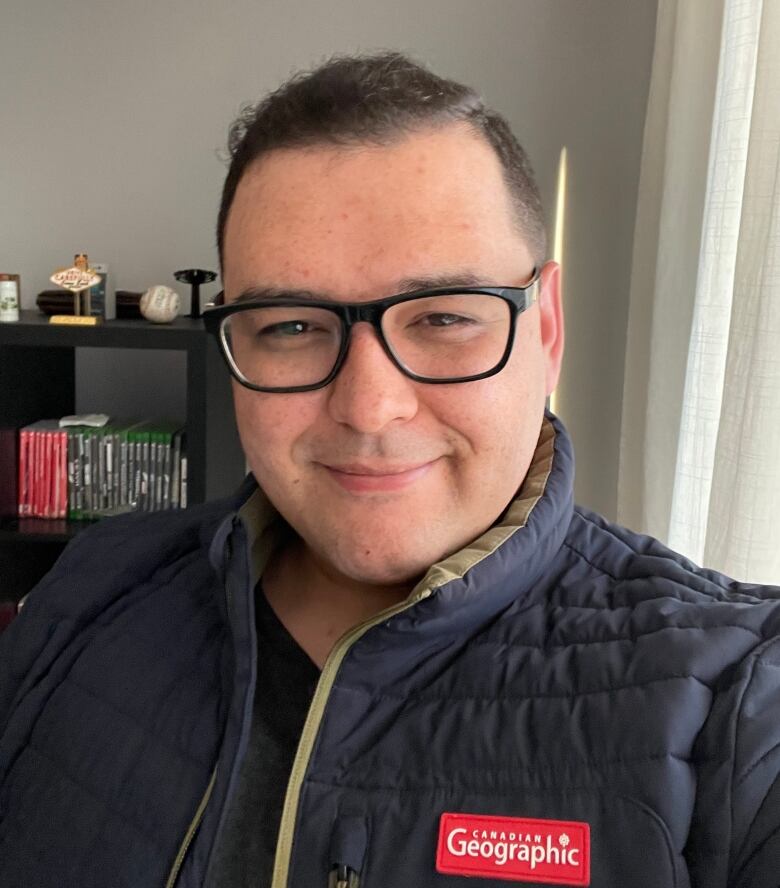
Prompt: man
<box><xmin>1</xmin><ymin>52</ymin><xmax>780</xmax><ymax>888</ymax></box>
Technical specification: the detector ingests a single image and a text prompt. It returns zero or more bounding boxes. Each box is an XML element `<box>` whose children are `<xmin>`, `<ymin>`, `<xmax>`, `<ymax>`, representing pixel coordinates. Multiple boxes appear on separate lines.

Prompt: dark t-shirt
<box><xmin>205</xmin><ymin>584</ymin><xmax>320</xmax><ymax>887</ymax></box>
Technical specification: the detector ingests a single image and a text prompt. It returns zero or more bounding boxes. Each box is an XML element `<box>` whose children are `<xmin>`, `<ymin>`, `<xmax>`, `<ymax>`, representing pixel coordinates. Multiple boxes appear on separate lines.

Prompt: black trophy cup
<box><xmin>174</xmin><ymin>269</ymin><xmax>217</xmax><ymax>319</ymax></box>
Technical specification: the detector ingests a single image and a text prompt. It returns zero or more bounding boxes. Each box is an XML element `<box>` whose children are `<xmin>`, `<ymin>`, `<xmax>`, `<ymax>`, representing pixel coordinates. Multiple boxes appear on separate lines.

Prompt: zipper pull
<box><xmin>328</xmin><ymin>863</ymin><xmax>360</xmax><ymax>888</ymax></box>
<box><xmin>328</xmin><ymin>811</ymin><xmax>368</xmax><ymax>888</ymax></box>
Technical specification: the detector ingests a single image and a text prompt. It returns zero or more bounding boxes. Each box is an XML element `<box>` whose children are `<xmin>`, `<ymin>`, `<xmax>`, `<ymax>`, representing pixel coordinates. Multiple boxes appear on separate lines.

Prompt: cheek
<box><xmin>232</xmin><ymin>385</ymin><xmax>315</xmax><ymax>478</ymax></box>
<box><xmin>436</xmin><ymin>344</ymin><xmax>545</xmax><ymax>483</ymax></box>
<box><xmin>443</xmin><ymin>368</ymin><xmax>538</xmax><ymax>446</ymax></box>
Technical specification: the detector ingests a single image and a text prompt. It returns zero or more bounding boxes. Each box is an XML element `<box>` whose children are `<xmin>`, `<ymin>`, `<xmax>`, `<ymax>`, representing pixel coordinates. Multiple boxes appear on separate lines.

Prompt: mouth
<box><xmin>321</xmin><ymin>459</ymin><xmax>438</xmax><ymax>493</ymax></box>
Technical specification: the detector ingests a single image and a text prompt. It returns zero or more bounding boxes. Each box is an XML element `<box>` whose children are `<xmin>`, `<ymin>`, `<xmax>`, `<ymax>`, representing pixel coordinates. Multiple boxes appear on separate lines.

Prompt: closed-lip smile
<box><xmin>327</xmin><ymin>462</ymin><xmax>428</xmax><ymax>475</ymax></box>
<box><xmin>321</xmin><ymin>459</ymin><xmax>438</xmax><ymax>492</ymax></box>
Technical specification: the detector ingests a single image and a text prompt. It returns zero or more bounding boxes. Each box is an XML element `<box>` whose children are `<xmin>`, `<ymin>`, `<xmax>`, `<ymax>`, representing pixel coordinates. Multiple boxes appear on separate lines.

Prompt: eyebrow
<box><xmin>230</xmin><ymin>272</ymin><xmax>495</xmax><ymax>305</ymax></box>
<box><xmin>395</xmin><ymin>272</ymin><xmax>492</xmax><ymax>292</ymax></box>
<box><xmin>231</xmin><ymin>286</ymin><xmax>322</xmax><ymax>304</ymax></box>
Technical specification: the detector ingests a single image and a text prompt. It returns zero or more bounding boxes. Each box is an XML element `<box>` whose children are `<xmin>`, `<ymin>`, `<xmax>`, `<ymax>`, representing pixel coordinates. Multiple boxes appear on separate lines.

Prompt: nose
<box><xmin>326</xmin><ymin>322</ymin><xmax>419</xmax><ymax>433</ymax></box>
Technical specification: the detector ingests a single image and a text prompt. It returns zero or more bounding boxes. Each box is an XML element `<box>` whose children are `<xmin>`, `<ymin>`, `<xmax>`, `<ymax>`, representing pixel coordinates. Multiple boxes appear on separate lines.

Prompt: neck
<box><xmin>262</xmin><ymin>537</ymin><xmax>415</xmax><ymax>669</ymax></box>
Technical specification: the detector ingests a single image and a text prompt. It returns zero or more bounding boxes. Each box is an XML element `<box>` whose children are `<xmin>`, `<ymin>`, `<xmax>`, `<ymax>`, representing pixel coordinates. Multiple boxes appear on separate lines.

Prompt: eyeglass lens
<box><xmin>221</xmin><ymin>293</ymin><xmax>512</xmax><ymax>388</ymax></box>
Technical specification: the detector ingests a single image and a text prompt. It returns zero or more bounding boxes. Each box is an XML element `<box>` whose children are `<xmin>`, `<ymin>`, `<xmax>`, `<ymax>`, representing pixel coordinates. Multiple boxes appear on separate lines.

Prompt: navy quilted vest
<box><xmin>2</xmin><ymin>414</ymin><xmax>780</xmax><ymax>888</ymax></box>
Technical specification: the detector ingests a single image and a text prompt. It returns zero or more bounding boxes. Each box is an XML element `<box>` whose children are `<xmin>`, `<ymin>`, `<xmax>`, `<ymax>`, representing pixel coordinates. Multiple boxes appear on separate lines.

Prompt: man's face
<box><xmin>222</xmin><ymin>124</ymin><xmax>563</xmax><ymax>586</ymax></box>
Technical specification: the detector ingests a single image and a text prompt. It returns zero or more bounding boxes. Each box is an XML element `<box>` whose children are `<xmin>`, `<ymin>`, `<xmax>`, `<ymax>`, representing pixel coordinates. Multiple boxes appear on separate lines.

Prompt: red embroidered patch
<box><xmin>436</xmin><ymin>812</ymin><xmax>590</xmax><ymax>885</ymax></box>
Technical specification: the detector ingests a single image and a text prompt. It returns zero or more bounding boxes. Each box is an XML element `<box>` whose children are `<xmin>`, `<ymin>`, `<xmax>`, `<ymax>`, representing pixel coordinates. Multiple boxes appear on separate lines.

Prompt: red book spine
<box><xmin>36</xmin><ymin>431</ymin><xmax>44</xmax><ymax>518</ymax></box>
<box><xmin>44</xmin><ymin>431</ymin><xmax>54</xmax><ymax>518</ymax></box>
<box><xmin>17</xmin><ymin>430</ymin><xmax>28</xmax><ymax>516</ymax></box>
<box><xmin>38</xmin><ymin>429</ymin><xmax>50</xmax><ymax>518</ymax></box>
<box><xmin>50</xmin><ymin>431</ymin><xmax>59</xmax><ymax>519</ymax></box>
<box><xmin>0</xmin><ymin>601</ymin><xmax>17</xmax><ymax>632</ymax></box>
<box><xmin>59</xmin><ymin>430</ymin><xmax>68</xmax><ymax>518</ymax></box>
<box><xmin>32</xmin><ymin>430</ymin><xmax>42</xmax><ymax>517</ymax></box>
<box><xmin>50</xmin><ymin>430</ymin><xmax>58</xmax><ymax>519</ymax></box>
<box><xmin>41</xmin><ymin>431</ymin><xmax>47</xmax><ymax>518</ymax></box>
<box><xmin>50</xmin><ymin>430</ymin><xmax>61</xmax><ymax>519</ymax></box>
<box><xmin>39</xmin><ymin>430</ymin><xmax>48</xmax><ymax>518</ymax></box>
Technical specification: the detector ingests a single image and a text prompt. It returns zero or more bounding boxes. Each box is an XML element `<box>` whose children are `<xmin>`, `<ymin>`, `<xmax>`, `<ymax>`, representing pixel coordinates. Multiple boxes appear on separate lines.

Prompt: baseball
<box><xmin>140</xmin><ymin>285</ymin><xmax>181</xmax><ymax>323</ymax></box>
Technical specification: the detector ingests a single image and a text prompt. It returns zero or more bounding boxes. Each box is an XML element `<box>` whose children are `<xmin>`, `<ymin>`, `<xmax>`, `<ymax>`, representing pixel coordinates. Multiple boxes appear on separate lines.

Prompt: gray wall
<box><xmin>0</xmin><ymin>0</ymin><xmax>657</xmax><ymax>519</ymax></box>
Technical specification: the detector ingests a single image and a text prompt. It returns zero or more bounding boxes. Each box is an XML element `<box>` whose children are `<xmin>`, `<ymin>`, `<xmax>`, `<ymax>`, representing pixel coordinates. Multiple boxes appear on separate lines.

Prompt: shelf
<box><xmin>0</xmin><ymin>515</ymin><xmax>96</xmax><ymax>544</ymax></box>
<box><xmin>0</xmin><ymin>308</ymin><xmax>246</xmax><ymax>598</ymax></box>
<box><xmin>2</xmin><ymin>310</ymin><xmax>210</xmax><ymax>350</ymax></box>
<box><xmin>0</xmin><ymin>310</ymin><xmax>244</xmax><ymax>505</ymax></box>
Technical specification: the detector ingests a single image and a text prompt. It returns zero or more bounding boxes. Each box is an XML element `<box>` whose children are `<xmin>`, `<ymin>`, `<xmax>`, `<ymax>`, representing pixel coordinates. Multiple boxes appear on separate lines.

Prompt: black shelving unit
<box><xmin>0</xmin><ymin>310</ymin><xmax>245</xmax><ymax>599</ymax></box>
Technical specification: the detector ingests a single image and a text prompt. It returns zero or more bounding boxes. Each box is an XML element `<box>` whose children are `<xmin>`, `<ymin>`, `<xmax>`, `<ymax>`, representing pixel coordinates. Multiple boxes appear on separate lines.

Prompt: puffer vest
<box><xmin>2</xmin><ymin>413</ymin><xmax>780</xmax><ymax>888</ymax></box>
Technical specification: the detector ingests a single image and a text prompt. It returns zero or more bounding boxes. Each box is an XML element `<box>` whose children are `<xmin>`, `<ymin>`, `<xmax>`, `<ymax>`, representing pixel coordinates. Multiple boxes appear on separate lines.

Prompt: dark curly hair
<box><xmin>217</xmin><ymin>52</ymin><xmax>547</xmax><ymax>268</ymax></box>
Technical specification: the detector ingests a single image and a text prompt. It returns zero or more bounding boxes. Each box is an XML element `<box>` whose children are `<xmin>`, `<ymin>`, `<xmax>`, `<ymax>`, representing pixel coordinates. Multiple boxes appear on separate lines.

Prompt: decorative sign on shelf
<box><xmin>49</xmin><ymin>253</ymin><xmax>102</xmax><ymax>325</ymax></box>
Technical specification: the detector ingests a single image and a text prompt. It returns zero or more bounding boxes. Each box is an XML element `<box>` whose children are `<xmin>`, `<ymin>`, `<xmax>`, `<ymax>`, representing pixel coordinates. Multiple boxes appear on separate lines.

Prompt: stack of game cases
<box><xmin>17</xmin><ymin>418</ymin><xmax>187</xmax><ymax>520</ymax></box>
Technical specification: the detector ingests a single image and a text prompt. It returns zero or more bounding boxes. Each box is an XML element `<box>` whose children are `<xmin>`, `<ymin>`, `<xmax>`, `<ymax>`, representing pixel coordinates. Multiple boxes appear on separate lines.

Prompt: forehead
<box><xmin>222</xmin><ymin>124</ymin><xmax>532</xmax><ymax>298</ymax></box>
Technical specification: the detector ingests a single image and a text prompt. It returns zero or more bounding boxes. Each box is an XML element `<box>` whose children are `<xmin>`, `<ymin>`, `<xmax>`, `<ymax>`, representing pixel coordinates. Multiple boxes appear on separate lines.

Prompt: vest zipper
<box><xmin>328</xmin><ymin>863</ymin><xmax>360</xmax><ymax>887</ymax></box>
<box><xmin>328</xmin><ymin>810</ymin><xmax>368</xmax><ymax>888</ymax></box>
<box><xmin>164</xmin><ymin>765</ymin><xmax>218</xmax><ymax>888</ymax></box>
<box><xmin>270</xmin><ymin>589</ymin><xmax>432</xmax><ymax>888</ymax></box>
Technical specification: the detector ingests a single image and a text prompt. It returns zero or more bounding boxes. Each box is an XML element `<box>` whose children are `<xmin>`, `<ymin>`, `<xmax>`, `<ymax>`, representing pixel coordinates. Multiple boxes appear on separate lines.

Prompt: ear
<box><xmin>538</xmin><ymin>260</ymin><xmax>564</xmax><ymax>396</ymax></box>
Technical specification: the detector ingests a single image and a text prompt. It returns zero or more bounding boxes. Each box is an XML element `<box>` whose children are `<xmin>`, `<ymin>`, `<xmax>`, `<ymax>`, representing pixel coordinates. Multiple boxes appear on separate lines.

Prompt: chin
<box><xmin>323</xmin><ymin>535</ymin><xmax>442</xmax><ymax>588</ymax></box>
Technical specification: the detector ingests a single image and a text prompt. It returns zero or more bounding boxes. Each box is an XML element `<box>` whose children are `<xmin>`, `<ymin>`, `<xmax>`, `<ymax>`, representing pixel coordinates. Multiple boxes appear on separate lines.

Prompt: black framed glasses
<box><xmin>203</xmin><ymin>271</ymin><xmax>541</xmax><ymax>393</ymax></box>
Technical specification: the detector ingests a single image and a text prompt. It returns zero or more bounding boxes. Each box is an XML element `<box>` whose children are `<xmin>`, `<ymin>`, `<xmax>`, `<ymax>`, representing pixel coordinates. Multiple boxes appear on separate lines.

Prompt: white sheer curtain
<box><xmin>619</xmin><ymin>0</ymin><xmax>780</xmax><ymax>584</ymax></box>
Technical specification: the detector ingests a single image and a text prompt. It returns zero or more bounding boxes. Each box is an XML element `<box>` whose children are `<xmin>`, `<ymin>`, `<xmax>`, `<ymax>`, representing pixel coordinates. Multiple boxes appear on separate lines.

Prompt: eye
<box><xmin>259</xmin><ymin>319</ymin><xmax>315</xmax><ymax>337</ymax></box>
<box><xmin>415</xmin><ymin>312</ymin><xmax>476</xmax><ymax>328</ymax></box>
